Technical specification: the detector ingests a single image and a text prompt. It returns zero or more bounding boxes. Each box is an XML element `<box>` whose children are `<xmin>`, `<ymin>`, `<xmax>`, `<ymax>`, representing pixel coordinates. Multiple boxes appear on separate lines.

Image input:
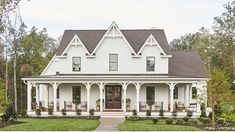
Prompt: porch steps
<box><xmin>101</xmin><ymin>112</ymin><xmax>125</xmax><ymax>118</ymax></box>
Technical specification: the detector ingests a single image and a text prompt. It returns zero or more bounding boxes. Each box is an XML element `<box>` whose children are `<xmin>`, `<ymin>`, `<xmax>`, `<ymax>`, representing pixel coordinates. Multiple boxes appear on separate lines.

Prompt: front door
<box><xmin>105</xmin><ymin>85</ymin><xmax>122</xmax><ymax>109</ymax></box>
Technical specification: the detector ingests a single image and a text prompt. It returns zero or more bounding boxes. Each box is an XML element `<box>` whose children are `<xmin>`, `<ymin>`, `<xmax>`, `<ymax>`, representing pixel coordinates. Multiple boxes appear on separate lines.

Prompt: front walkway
<box><xmin>95</xmin><ymin>117</ymin><xmax>124</xmax><ymax>131</ymax></box>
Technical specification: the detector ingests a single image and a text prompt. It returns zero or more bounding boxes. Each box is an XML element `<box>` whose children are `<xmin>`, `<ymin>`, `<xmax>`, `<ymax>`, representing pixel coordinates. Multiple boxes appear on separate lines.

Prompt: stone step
<box><xmin>101</xmin><ymin>112</ymin><xmax>125</xmax><ymax>118</ymax></box>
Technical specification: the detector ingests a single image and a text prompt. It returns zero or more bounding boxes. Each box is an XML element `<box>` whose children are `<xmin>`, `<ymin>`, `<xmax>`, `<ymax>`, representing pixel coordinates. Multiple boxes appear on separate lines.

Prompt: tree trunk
<box><xmin>13</xmin><ymin>41</ymin><xmax>17</xmax><ymax>112</ymax></box>
<box><xmin>211</xmin><ymin>95</ymin><xmax>215</xmax><ymax>127</ymax></box>
<box><xmin>5</xmin><ymin>45</ymin><xmax>8</xmax><ymax>102</ymax></box>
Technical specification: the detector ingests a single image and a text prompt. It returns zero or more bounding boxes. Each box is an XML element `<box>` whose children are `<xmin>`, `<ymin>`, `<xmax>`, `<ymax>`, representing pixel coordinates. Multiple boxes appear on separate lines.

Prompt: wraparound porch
<box><xmin>22</xmin><ymin>75</ymin><xmax>207</xmax><ymax>115</ymax></box>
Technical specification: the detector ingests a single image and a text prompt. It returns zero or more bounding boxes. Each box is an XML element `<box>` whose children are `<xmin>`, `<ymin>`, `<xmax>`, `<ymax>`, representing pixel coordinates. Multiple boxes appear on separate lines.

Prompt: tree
<box><xmin>208</xmin><ymin>68</ymin><xmax>232</xmax><ymax>126</ymax></box>
<box><xmin>213</xmin><ymin>1</ymin><xmax>235</xmax><ymax>82</ymax></box>
<box><xmin>0</xmin><ymin>79</ymin><xmax>5</xmax><ymax>110</ymax></box>
<box><xmin>170</xmin><ymin>33</ymin><xmax>196</xmax><ymax>51</ymax></box>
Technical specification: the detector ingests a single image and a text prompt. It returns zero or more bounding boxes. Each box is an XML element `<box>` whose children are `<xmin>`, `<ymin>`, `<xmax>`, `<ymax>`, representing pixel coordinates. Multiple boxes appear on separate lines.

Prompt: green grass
<box><xmin>118</xmin><ymin>119</ymin><xmax>202</xmax><ymax>131</ymax></box>
<box><xmin>0</xmin><ymin>118</ymin><xmax>100</xmax><ymax>131</ymax></box>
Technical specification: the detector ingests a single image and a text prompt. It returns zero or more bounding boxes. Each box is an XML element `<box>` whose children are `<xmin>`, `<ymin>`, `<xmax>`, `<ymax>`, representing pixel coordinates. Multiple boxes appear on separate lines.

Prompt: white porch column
<box><xmin>27</xmin><ymin>82</ymin><xmax>32</xmax><ymax>112</ymax></box>
<box><xmin>185</xmin><ymin>84</ymin><xmax>190</xmax><ymax>107</ymax></box>
<box><xmin>86</xmin><ymin>83</ymin><xmax>91</xmax><ymax>112</ymax></box>
<box><xmin>122</xmin><ymin>83</ymin><xmax>127</xmax><ymax>112</ymax></box>
<box><xmin>52</xmin><ymin>83</ymin><xmax>59</xmax><ymax>112</ymax></box>
<box><xmin>136</xmin><ymin>83</ymin><xmax>141</xmax><ymax>112</ymax></box>
<box><xmin>36</xmin><ymin>84</ymin><xmax>39</xmax><ymax>107</ymax></box>
<box><xmin>99</xmin><ymin>83</ymin><xmax>104</xmax><ymax>112</ymax></box>
<box><xmin>169</xmin><ymin>83</ymin><xmax>175</xmax><ymax>112</ymax></box>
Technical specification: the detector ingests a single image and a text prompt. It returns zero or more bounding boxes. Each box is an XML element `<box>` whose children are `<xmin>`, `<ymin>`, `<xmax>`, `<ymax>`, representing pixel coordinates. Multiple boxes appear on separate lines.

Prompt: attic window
<box><xmin>131</xmin><ymin>53</ymin><xmax>135</xmax><ymax>55</ymax></box>
<box><xmin>63</xmin><ymin>53</ymin><xmax>67</xmax><ymax>56</ymax></box>
<box><xmin>160</xmin><ymin>53</ymin><xmax>164</xmax><ymax>56</ymax></box>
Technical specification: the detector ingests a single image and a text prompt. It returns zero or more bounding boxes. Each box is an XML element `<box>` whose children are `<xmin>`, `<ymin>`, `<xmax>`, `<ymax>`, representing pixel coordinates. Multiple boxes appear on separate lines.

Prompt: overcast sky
<box><xmin>19</xmin><ymin>0</ymin><xmax>231</xmax><ymax>42</ymax></box>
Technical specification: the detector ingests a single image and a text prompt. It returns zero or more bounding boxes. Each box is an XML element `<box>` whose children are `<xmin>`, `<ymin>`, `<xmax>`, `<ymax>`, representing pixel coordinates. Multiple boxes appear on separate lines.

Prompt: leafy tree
<box><xmin>170</xmin><ymin>33</ymin><xmax>195</xmax><ymax>51</ymax></box>
<box><xmin>208</xmin><ymin>68</ymin><xmax>232</xmax><ymax>126</ymax></box>
<box><xmin>0</xmin><ymin>79</ymin><xmax>5</xmax><ymax>109</ymax></box>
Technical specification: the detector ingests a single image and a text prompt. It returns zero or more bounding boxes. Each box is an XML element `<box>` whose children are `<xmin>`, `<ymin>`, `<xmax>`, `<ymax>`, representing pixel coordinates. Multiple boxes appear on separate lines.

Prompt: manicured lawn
<box><xmin>0</xmin><ymin>118</ymin><xmax>100</xmax><ymax>131</ymax></box>
<box><xmin>118</xmin><ymin>119</ymin><xmax>202</xmax><ymax>131</ymax></box>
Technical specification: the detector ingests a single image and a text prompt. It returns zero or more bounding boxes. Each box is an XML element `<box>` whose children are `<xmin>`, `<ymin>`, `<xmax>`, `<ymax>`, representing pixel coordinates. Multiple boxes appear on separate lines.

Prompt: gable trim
<box><xmin>60</xmin><ymin>34</ymin><xmax>90</xmax><ymax>56</ymax></box>
<box><xmin>40</xmin><ymin>55</ymin><xmax>56</xmax><ymax>75</ymax></box>
<box><xmin>91</xmin><ymin>21</ymin><xmax>137</xmax><ymax>55</ymax></box>
<box><xmin>137</xmin><ymin>34</ymin><xmax>167</xmax><ymax>56</ymax></box>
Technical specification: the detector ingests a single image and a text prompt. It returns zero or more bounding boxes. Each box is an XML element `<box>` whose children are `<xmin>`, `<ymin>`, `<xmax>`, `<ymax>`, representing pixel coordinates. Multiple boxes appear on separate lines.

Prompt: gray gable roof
<box><xmin>169</xmin><ymin>51</ymin><xmax>207</xmax><ymax>78</ymax></box>
<box><xmin>55</xmin><ymin>29</ymin><xmax>207</xmax><ymax>78</ymax></box>
<box><xmin>56</xmin><ymin>29</ymin><xmax>171</xmax><ymax>56</ymax></box>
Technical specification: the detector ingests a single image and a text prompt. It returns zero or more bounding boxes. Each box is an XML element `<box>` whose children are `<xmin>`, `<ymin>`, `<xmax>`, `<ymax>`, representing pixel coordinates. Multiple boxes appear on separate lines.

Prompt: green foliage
<box><xmin>214</xmin><ymin>102</ymin><xmax>223</xmax><ymax>118</ymax></box>
<box><xmin>152</xmin><ymin>118</ymin><xmax>158</xmax><ymax>124</ymax></box>
<box><xmin>159</xmin><ymin>108</ymin><xmax>164</xmax><ymax>117</ymax></box>
<box><xmin>216</xmin><ymin>118</ymin><xmax>227</xmax><ymax>125</ymax></box>
<box><xmin>165</xmin><ymin>118</ymin><xmax>173</xmax><ymax>124</ymax></box>
<box><xmin>208</xmin><ymin>112</ymin><xmax>212</xmax><ymax>119</ymax></box>
<box><xmin>132</xmin><ymin>109</ymin><xmax>137</xmax><ymax>116</ymax></box>
<box><xmin>146</xmin><ymin>110</ymin><xmax>151</xmax><ymax>116</ymax></box>
<box><xmin>200</xmin><ymin>110</ymin><xmax>207</xmax><ymax>118</ymax></box>
<box><xmin>35</xmin><ymin>109</ymin><xmax>41</xmax><ymax>116</ymax></box>
<box><xmin>76</xmin><ymin>109</ymin><xmax>81</xmax><ymax>115</ymax></box>
<box><xmin>126</xmin><ymin>98</ymin><xmax>131</xmax><ymax>103</ymax></box>
<box><xmin>176</xmin><ymin>119</ymin><xmax>185</xmax><ymax>125</ymax></box>
<box><xmin>201</xmin><ymin>103</ymin><xmax>206</xmax><ymax>111</ymax></box>
<box><xmin>73</xmin><ymin>96</ymin><xmax>81</xmax><ymax>109</ymax></box>
<box><xmin>221</xmin><ymin>113</ymin><xmax>235</xmax><ymax>122</ymax></box>
<box><xmin>200</xmin><ymin>117</ymin><xmax>212</xmax><ymax>124</ymax></box>
<box><xmin>48</xmin><ymin>108</ymin><xmax>53</xmax><ymax>115</ymax></box>
<box><xmin>0</xmin><ymin>79</ymin><xmax>5</xmax><ymax>108</ymax></box>
<box><xmin>186</xmin><ymin>110</ymin><xmax>193</xmax><ymax>118</ymax></box>
<box><xmin>146</xmin><ymin>100</ymin><xmax>154</xmax><ymax>107</ymax></box>
<box><xmin>170</xmin><ymin>33</ymin><xmax>196</xmax><ymax>51</ymax></box>
<box><xmin>188</xmin><ymin>119</ymin><xmax>199</xmax><ymax>125</ymax></box>
<box><xmin>89</xmin><ymin>109</ymin><xmax>94</xmax><ymax>116</ymax></box>
<box><xmin>4</xmin><ymin>103</ymin><xmax>17</xmax><ymax>121</ymax></box>
<box><xmin>183</xmin><ymin>117</ymin><xmax>189</xmax><ymax>122</ymax></box>
<box><xmin>62</xmin><ymin>109</ymin><xmax>66</xmax><ymax>116</ymax></box>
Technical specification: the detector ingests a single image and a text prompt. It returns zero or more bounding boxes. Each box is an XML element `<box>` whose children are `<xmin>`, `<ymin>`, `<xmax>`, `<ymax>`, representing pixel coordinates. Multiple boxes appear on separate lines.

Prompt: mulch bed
<box><xmin>0</xmin><ymin>121</ymin><xmax>24</xmax><ymax>128</ymax></box>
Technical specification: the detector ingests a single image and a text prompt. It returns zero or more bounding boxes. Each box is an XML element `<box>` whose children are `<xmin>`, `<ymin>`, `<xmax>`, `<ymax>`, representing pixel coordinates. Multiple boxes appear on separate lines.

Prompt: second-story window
<box><xmin>72</xmin><ymin>57</ymin><xmax>81</xmax><ymax>71</ymax></box>
<box><xmin>146</xmin><ymin>56</ymin><xmax>155</xmax><ymax>71</ymax></box>
<box><xmin>109</xmin><ymin>54</ymin><xmax>118</xmax><ymax>71</ymax></box>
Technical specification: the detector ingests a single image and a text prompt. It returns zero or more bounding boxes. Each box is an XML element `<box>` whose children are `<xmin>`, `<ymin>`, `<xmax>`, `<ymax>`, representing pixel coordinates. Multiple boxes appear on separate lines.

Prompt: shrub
<box><xmin>35</xmin><ymin>108</ymin><xmax>41</xmax><ymax>116</ymax></box>
<box><xmin>89</xmin><ymin>109</ymin><xmax>95</xmax><ymax>116</ymax></box>
<box><xmin>201</xmin><ymin>102</ymin><xmax>206</xmax><ymax>111</ymax></box>
<box><xmin>152</xmin><ymin>118</ymin><xmax>158</xmax><ymax>124</ymax></box>
<box><xmin>165</xmin><ymin>118</ymin><xmax>173</xmax><ymax>124</ymax></box>
<box><xmin>159</xmin><ymin>108</ymin><xmax>164</xmax><ymax>117</ymax></box>
<box><xmin>48</xmin><ymin>108</ymin><xmax>53</xmax><ymax>115</ymax></box>
<box><xmin>221</xmin><ymin>113</ymin><xmax>235</xmax><ymax>122</ymax></box>
<box><xmin>172</xmin><ymin>109</ymin><xmax>177</xmax><ymax>117</ymax></box>
<box><xmin>62</xmin><ymin>109</ymin><xmax>67</xmax><ymax>115</ymax></box>
<box><xmin>188</xmin><ymin>118</ymin><xmax>199</xmax><ymax>125</ymax></box>
<box><xmin>146</xmin><ymin>110</ymin><xmax>151</xmax><ymax>116</ymax></box>
<box><xmin>132</xmin><ymin>109</ymin><xmax>137</xmax><ymax>116</ymax></box>
<box><xmin>1</xmin><ymin>114</ymin><xmax>10</xmax><ymax>122</ymax></box>
<box><xmin>21</xmin><ymin>109</ymin><xmax>27</xmax><ymax>117</ymax></box>
<box><xmin>217</xmin><ymin>118</ymin><xmax>227</xmax><ymax>125</ymax></box>
<box><xmin>200</xmin><ymin>110</ymin><xmax>207</xmax><ymax>118</ymax></box>
<box><xmin>126</xmin><ymin>116</ymin><xmax>141</xmax><ymax>121</ymax></box>
<box><xmin>176</xmin><ymin>119</ymin><xmax>184</xmax><ymax>125</ymax></box>
<box><xmin>200</xmin><ymin>117</ymin><xmax>212</xmax><ymax>124</ymax></box>
<box><xmin>183</xmin><ymin>117</ymin><xmax>189</xmax><ymax>122</ymax></box>
<box><xmin>76</xmin><ymin>109</ymin><xmax>81</xmax><ymax>115</ymax></box>
<box><xmin>214</xmin><ymin>102</ymin><xmax>223</xmax><ymax>117</ymax></box>
<box><xmin>186</xmin><ymin>110</ymin><xmax>193</xmax><ymax>118</ymax></box>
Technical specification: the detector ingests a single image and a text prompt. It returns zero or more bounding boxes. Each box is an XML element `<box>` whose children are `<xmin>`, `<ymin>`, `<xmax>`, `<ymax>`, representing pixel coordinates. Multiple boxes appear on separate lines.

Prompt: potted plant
<box><xmin>147</xmin><ymin>99</ymin><xmax>154</xmax><ymax>110</ymax></box>
<box><xmin>126</xmin><ymin>98</ymin><xmax>131</xmax><ymax>110</ymax></box>
<box><xmin>96</xmin><ymin>99</ymin><xmax>100</xmax><ymax>110</ymax></box>
<box><xmin>73</xmin><ymin>96</ymin><xmax>81</xmax><ymax>109</ymax></box>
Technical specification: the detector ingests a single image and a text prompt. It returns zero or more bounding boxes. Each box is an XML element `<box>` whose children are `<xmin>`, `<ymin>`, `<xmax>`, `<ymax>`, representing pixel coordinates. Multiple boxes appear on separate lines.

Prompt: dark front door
<box><xmin>105</xmin><ymin>85</ymin><xmax>122</xmax><ymax>109</ymax></box>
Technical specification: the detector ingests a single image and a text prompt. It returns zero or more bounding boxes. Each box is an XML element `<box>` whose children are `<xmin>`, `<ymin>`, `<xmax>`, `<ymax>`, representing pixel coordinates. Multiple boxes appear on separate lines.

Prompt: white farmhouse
<box><xmin>22</xmin><ymin>22</ymin><xmax>208</xmax><ymax>117</ymax></box>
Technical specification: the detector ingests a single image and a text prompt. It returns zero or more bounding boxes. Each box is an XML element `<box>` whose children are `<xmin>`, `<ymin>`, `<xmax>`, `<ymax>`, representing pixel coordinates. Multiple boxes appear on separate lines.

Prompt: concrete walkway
<box><xmin>95</xmin><ymin>117</ymin><xmax>125</xmax><ymax>131</ymax></box>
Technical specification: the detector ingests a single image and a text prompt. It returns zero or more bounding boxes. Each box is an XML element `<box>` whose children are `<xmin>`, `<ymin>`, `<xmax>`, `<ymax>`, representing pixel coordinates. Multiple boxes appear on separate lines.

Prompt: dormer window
<box><xmin>72</xmin><ymin>57</ymin><xmax>81</xmax><ymax>72</ymax></box>
<box><xmin>146</xmin><ymin>56</ymin><xmax>155</xmax><ymax>71</ymax></box>
<box><xmin>109</xmin><ymin>54</ymin><xmax>118</xmax><ymax>71</ymax></box>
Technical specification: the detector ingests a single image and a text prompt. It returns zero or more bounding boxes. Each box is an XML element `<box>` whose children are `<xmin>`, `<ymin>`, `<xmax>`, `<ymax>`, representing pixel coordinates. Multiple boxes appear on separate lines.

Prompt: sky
<box><xmin>19</xmin><ymin>0</ymin><xmax>231</xmax><ymax>42</ymax></box>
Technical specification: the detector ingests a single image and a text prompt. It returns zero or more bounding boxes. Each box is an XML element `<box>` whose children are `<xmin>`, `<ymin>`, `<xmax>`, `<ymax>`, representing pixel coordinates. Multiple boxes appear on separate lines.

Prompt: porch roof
<box><xmin>22</xmin><ymin>74</ymin><xmax>207</xmax><ymax>82</ymax></box>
